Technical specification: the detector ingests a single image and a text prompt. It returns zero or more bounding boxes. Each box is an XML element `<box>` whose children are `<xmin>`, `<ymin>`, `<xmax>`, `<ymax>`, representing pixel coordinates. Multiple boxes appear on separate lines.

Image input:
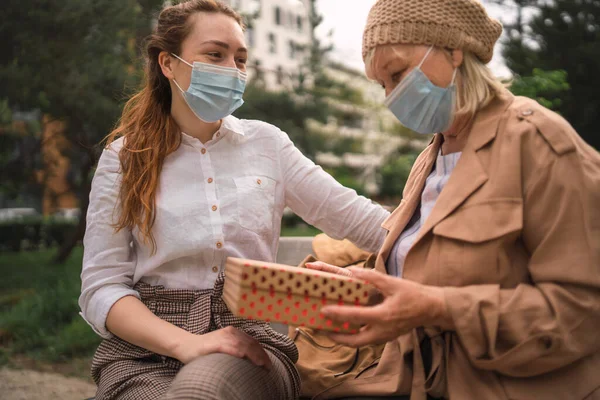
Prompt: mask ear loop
<box><xmin>418</xmin><ymin>46</ymin><xmax>435</xmax><ymax>69</ymax></box>
<box><xmin>172</xmin><ymin>78</ymin><xmax>186</xmax><ymax>93</ymax></box>
<box><xmin>170</xmin><ymin>53</ymin><xmax>192</xmax><ymax>94</ymax></box>
<box><xmin>171</xmin><ymin>53</ymin><xmax>193</xmax><ymax>68</ymax></box>
<box><xmin>450</xmin><ymin>68</ymin><xmax>458</xmax><ymax>86</ymax></box>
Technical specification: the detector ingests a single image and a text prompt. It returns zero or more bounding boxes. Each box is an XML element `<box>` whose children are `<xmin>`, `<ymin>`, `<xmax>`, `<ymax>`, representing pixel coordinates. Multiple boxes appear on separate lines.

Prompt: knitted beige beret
<box><xmin>362</xmin><ymin>0</ymin><xmax>503</xmax><ymax>64</ymax></box>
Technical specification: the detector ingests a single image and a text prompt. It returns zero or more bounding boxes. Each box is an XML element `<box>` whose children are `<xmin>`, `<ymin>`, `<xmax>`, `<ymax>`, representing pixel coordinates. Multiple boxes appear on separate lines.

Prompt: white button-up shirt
<box><xmin>80</xmin><ymin>116</ymin><xmax>389</xmax><ymax>337</ymax></box>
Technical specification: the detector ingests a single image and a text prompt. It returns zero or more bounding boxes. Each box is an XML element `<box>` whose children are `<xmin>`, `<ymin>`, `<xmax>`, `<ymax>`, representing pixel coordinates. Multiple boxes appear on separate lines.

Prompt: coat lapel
<box><xmin>375</xmin><ymin>92</ymin><xmax>516</xmax><ymax>274</ymax></box>
<box><xmin>412</xmin><ymin>93</ymin><xmax>515</xmax><ymax>246</ymax></box>
<box><xmin>375</xmin><ymin>135</ymin><xmax>442</xmax><ymax>274</ymax></box>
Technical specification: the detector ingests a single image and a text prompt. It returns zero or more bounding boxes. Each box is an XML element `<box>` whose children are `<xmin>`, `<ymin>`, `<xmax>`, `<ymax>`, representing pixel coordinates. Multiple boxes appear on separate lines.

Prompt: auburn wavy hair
<box><xmin>104</xmin><ymin>0</ymin><xmax>243</xmax><ymax>252</ymax></box>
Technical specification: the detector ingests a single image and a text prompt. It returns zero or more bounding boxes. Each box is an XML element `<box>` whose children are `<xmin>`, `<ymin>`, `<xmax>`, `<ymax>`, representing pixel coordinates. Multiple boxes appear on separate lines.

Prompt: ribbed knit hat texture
<box><xmin>362</xmin><ymin>0</ymin><xmax>503</xmax><ymax>64</ymax></box>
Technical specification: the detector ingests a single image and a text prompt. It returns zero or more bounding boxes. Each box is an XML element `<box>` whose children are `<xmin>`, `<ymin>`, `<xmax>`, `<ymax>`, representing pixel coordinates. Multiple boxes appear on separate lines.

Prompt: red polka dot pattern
<box><xmin>223</xmin><ymin>257</ymin><xmax>374</xmax><ymax>333</ymax></box>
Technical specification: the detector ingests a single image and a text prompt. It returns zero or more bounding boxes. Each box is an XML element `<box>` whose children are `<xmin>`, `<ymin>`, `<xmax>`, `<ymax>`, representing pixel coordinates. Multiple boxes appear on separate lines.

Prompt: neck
<box><xmin>440</xmin><ymin>114</ymin><xmax>472</xmax><ymax>155</ymax></box>
<box><xmin>171</xmin><ymin>90</ymin><xmax>221</xmax><ymax>144</ymax></box>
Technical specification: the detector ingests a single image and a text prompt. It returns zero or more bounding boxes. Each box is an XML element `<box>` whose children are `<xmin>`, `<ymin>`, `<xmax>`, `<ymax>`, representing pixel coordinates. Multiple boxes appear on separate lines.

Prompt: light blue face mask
<box><xmin>384</xmin><ymin>46</ymin><xmax>457</xmax><ymax>135</ymax></box>
<box><xmin>171</xmin><ymin>54</ymin><xmax>247</xmax><ymax>123</ymax></box>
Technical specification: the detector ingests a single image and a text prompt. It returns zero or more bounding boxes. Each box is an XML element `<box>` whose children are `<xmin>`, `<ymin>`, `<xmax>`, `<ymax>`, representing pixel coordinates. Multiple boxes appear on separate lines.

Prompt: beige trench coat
<box><xmin>316</xmin><ymin>91</ymin><xmax>600</xmax><ymax>400</ymax></box>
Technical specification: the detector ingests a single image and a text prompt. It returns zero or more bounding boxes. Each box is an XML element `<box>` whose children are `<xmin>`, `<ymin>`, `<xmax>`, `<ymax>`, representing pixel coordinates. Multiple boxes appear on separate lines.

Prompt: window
<box><xmin>289</xmin><ymin>40</ymin><xmax>295</xmax><ymax>59</ymax></box>
<box><xmin>274</xmin><ymin>6</ymin><xmax>281</xmax><ymax>25</ymax></box>
<box><xmin>297</xmin><ymin>16</ymin><xmax>303</xmax><ymax>32</ymax></box>
<box><xmin>276</xmin><ymin>66</ymin><xmax>284</xmax><ymax>85</ymax></box>
<box><xmin>269</xmin><ymin>33</ymin><xmax>277</xmax><ymax>54</ymax></box>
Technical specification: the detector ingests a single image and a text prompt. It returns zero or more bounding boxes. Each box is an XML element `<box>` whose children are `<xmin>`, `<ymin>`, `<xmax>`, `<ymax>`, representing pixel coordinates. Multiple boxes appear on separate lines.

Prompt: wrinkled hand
<box><xmin>172</xmin><ymin>326</ymin><xmax>272</xmax><ymax>369</ymax></box>
<box><xmin>306</xmin><ymin>261</ymin><xmax>354</xmax><ymax>277</ymax></box>
<box><xmin>321</xmin><ymin>268</ymin><xmax>453</xmax><ymax>347</ymax></box>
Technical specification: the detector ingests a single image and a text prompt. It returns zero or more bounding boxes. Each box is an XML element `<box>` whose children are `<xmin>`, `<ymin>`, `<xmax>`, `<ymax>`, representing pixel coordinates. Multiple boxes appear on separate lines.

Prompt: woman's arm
<box><xmin>79</xmin><ymin>143</ymin><xmax>270</xmax><ymax>368</ymax></box>
<box><xmin>106</xmin><ymin>296</ymin><xmax>271</xmax><ymax>367</ymax></box>
<box><xmin>79</xmin><ymin>142</ymin><xmax>143</xmax><ymax>339</ymax></box>
<box><xmin>277</xmin><ymin>130</ymin><xmax>390</xmax><ymax>253</ymax></box>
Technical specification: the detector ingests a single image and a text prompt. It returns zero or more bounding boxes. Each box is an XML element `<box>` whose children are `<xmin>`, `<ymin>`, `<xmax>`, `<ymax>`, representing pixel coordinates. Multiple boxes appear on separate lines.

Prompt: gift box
<box><xmin>223</xmin><ymin>257</ymin><xmax>374</xmax><ymax>333</ymax></box>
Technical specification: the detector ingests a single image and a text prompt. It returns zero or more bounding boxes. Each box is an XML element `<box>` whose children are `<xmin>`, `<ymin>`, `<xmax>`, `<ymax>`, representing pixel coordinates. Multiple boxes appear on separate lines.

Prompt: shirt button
<box><xmin>212</xmin><ymin>205</ymin><xmax>218</xmax><ymax>211</ymax></box>
<box><xmin>216</xmin><ymin>242</ymin><xmax>223</xmax><ymax>249</ymax></box>
<box><xmin>216</xmin><ymin>132</ymin><xmax>221</xmax><ymax>138</ymax></box>
<box><xmin>212</xmin><ymin>266</ymin><xmax>219</xmax><ymax>273</ymax></box>
<box><xmin>207</xmin><ymin>178</ymin><xmax>213</xmax><ymax>184</ymax></box>
<box><xmin>201</xmin><ymin>148</ymin><xmax>207</xmax><ymax>154</ymax></box>
<box><xmin>256</xmin><ymin>179</ymin><xmax>262</xmax><ymax>185</ymax></box>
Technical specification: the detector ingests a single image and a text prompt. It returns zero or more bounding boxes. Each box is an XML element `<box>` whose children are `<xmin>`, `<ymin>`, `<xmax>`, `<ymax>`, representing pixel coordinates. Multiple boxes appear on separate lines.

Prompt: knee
<box><xmin>166</xmin><ymin>353</ymin><xmax>260</xmax><ymax>400</ymax></box>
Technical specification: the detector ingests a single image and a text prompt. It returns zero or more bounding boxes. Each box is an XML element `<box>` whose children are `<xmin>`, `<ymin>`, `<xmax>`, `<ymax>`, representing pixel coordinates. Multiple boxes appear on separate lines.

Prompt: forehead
<box><xmin>183</xmin><ymin>12</ymin><xmax>246</xmax><ymax>50</ymax></box>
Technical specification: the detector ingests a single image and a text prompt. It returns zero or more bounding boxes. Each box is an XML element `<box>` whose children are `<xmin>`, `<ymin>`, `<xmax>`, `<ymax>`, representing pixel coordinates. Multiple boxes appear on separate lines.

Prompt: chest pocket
<box><xmin>432</xmin><ymin>198</ymin><xmax>523</xmax><ymax>286</ymax></box>
<box><xmin>234</xmin><ymin>175</ymin><xmax>276</xmax><ymax>235</ymax></box>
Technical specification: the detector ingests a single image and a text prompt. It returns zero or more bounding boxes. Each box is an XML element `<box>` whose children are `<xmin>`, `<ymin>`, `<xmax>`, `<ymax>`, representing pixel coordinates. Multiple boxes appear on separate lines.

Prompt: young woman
<box><xmin>79</xmin><ymin>1</ymin><xmax>389</xmax><ymax>399</ymax></box>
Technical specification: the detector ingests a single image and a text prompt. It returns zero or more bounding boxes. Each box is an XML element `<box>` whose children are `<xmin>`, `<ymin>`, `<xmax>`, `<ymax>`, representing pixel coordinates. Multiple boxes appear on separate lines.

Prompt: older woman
<box><xmin>307</xmin><ymin>0</ymin><xmax>600</xmax><ymax>399</ymax></box>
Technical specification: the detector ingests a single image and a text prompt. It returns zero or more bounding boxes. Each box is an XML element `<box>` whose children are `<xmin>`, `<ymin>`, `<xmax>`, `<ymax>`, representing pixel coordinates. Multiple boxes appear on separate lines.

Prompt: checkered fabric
<box><xmin>91</xmin><ymin>272</ymin><xmax>300</xmax><ymax>400</ymax></box>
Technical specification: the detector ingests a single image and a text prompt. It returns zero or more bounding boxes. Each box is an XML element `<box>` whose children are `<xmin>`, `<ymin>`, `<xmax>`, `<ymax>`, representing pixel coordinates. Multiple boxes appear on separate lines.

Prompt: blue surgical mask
<box><xmin>384</xmin><ymin>46</ymin><xmax>457</xmax><ymax>135</ymax></box>
<box><xmin>171</xmin><ymin>54</ymin><xmax>247</xmax><ymax>123</ymax></box>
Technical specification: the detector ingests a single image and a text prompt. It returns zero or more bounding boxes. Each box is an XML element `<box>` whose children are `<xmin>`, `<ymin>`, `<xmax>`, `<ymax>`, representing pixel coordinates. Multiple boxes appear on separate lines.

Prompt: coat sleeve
<box><xmin>276</xmin><ymin>129</ymin><xmax>390</xmax><ymax>254</ymax></box>
<box><xmin>443</xmin><ymin>114</ymin><xmax>600</xmax><ymax>377</ymax></box>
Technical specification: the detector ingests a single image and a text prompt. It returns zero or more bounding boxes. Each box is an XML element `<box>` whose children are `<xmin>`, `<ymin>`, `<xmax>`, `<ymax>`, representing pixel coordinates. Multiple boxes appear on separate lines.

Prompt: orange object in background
<box><xmin>223</xmin><ymin>257</ymin><xmax>374</xmax><ymax>333</ymax></box>
<box><xmin>39</xmin><ymin>116</ymin><xmax>78</xmax><ymax>215</ymax></box>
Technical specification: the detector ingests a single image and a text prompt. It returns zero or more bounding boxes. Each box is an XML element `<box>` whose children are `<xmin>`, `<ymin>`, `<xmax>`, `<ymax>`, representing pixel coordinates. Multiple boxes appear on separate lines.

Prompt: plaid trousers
<box><xmin>91</xmin><ymin>272</ymin><xmax>300</xmax><ymax>400</ymax></box>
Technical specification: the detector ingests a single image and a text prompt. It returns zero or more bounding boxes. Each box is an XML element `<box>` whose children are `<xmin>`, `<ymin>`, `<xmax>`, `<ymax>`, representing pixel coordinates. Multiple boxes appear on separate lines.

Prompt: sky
<box><xmin>316</xmin><ymin>0</ymin><xmax>515</xmax><ymax>78</ymax></box>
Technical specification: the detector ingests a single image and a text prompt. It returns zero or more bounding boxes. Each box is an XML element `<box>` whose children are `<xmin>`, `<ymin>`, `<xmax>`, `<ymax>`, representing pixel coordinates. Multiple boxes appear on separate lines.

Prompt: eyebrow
<box><xmin>201</xmin><ymin>40</ymin><xmax>247</xmax><ymax>53</ymax></box>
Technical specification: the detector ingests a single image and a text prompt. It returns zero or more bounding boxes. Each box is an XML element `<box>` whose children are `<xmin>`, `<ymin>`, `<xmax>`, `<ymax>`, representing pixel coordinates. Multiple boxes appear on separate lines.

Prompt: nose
<box><xmin>223</xmin><ymin>55</ymin><xmax>238</xmax><ymax>69</ymax></box>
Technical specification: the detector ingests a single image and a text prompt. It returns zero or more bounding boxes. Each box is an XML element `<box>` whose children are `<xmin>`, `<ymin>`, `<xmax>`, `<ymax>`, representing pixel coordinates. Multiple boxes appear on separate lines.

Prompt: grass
<box><xmin>281</xmin><ymin>224</ymin><xmax>321</xmax><ymax>237</ymax></box>
<box><xmin>0</xmin><ymin>226</ymin><xmax>318</xmax><ymax>369</ymax></box>
<box><xmin>0</xmin><ymin>247</ymin><xmax>100</xmax><ymax>367</ymax></box>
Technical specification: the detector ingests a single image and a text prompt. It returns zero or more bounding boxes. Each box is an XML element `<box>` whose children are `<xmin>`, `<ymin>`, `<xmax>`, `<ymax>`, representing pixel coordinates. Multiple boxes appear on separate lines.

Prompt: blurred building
<box><xmin>311</xmin><ymin>63</ymin><xmax>429</xmax><ymax>196</ymax></box>
<box><xmin>224</xmin><ymin>0</ymin><xmax>312</xmax><ymax>89</ymax></box>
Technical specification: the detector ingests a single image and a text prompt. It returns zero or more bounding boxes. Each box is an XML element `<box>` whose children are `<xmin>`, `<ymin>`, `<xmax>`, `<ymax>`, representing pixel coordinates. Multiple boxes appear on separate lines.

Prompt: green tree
<box><xmin>234</xmin><ymin>83</ymin><xmax>320</xmax><ymax>158</ymax></box>
<box><xmin>494</xmin><ymin>0</ymin><xmax>600</xmax><ymax>149</ymax></box>
<box><xmin>509</xmin><ymin>69</ymin><xmax>570</xmax><ymax>111</ymax></box>
<box><xmin>377</xmin><ymin>152</ymin><xmax>418</xmax><ymax>202</ymax></box>
<box><xmin>0</xmin><ymin>0</ymin><xmax>165</xmax><ymax>262</ymax></box>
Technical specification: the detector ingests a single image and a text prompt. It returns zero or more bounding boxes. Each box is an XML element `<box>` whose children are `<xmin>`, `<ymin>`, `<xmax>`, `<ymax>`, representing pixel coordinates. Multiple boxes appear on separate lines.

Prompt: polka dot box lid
<box><xmin>223</xmin><ymin>257</ymin><xmax>374</xmax><ymax>333</ymax></box>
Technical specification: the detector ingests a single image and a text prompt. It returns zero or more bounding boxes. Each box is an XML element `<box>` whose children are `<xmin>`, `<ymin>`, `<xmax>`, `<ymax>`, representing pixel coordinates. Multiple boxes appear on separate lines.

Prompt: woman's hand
<box><xmin>171</xmin><ymin>326</ymin><xmax>272</xmax><ymax>369</ymax></box>
<box><xmin>321</xmin><ymin>268</ymin><xmax>454</xmax><ymax>347</ymax></box>
<box><xmin>306</xmin><ymin>261</ymin><xmax>354</xmax><ymax>277</ymax></box>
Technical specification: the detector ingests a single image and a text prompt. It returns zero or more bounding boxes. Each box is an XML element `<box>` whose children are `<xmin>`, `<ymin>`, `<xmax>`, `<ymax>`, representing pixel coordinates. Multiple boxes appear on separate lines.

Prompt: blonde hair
<box><xmin>366</xmin><ymin>46</ymin><xmax>506</xmax><ymax>119</ymax></box>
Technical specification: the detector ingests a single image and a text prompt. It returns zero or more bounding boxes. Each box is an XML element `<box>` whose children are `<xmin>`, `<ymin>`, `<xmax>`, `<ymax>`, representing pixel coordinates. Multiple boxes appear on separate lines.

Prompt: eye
<box><xmin>237</xmin><ymin>57</ymin><xmax>248</xmax><ymax>64</ymax></box>
<box><xmin>207</xmin><ymin>52</ymin><xmax>222</xmax><ymax>58</ymax></box>
<box><xmin>391</xmin><ymin>70</ymin><xmax>405</xmax><ymax>82</ymax></box>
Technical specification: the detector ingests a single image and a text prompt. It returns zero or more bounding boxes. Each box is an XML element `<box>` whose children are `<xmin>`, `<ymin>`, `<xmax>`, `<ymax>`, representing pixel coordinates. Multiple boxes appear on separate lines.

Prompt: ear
<box><xmin>159</xmin><ymin>51</ymin><xmax>176</xmax><ymax>80</ymax></box>
<box><xmin>450</xmin><ymin>49</ymin><xmax>464</xmax><ymax>69</ymax></box>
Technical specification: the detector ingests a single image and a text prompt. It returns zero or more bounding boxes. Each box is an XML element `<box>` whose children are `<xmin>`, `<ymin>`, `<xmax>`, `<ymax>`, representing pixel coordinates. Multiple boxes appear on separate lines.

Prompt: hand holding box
<box><xmin>223</xmin><ymin>257</ymin><xmax>374</xmax><ymax>333</ymax></box>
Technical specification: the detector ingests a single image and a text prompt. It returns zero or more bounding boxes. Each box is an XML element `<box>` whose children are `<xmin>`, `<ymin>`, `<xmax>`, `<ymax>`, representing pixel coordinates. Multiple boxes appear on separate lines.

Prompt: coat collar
<box><xmin>411</xmin><ymin>91</ymin><xmax>515</xmax><ymax>245</ymax></box>
<box><xmin>221</xmin><ymin>115</ymin><xmax>245</xmax><ymax>136</ymax></box>
<box><xmin>376</xmin><ymin>91</ymin><xmax>516</xmax><ymax>270</ymax></box>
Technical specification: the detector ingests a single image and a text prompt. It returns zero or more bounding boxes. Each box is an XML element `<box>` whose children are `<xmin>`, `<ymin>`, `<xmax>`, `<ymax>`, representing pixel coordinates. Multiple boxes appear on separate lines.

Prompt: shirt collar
<box><xmin>221</xmin><ymin>115</ymin><xmax>245</xmax><ymax>137</ymax></box>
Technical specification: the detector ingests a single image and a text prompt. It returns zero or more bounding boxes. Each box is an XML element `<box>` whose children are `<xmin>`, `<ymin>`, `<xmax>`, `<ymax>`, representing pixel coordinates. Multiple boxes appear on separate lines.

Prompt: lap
<box><xmin>165</xmin><ymin>351</ymin><xmax>298</xmax><ymax>400</ymax></box>
<box><xmin>95</xmin><ymin>358</ymin><xmax>176</xmax><ymax>400</ymax></box>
